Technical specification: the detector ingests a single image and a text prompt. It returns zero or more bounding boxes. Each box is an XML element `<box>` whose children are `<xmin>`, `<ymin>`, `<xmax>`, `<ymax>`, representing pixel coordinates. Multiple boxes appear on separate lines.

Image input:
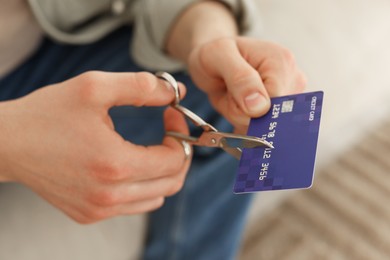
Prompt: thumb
<box><xmin>205</xmin><ymin>40</ymin><xmax>270</xmax><ymax>117</ymax></box>
<box><xmin>71</xmin><ymin>71</ymin><xmax>186</xmax><ymax>108</ymax></box>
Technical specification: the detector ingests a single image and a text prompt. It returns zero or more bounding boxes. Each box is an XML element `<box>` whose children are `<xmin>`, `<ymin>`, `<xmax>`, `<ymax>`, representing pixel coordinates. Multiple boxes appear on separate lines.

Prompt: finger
<box><xmin>115</xmin><ymin>197</ymin><xmax>165</xmax><ymax>215</ymax></box>
<box><xmin>162</xmin><ymin>106</ymin><xmax>192</xmax><ymax>162</ymax></box>
<box><xmin>238</xmin><ymin>39</ymin><xmax>305</xmax><ymax>97</ymax></box>
<box><xmin>262</xmin><ymin>66</ymin><xmax>305</xmax><ymax>97</ymax></box>
<box><xmin>294</xmin><ymin>69</ymin><xmax>307</xmax><ymax>93</ymax></box>
<box><xmin>84</xmin><ymin>197</ymin><xmax>165</xmax><ymax>222</ymax></box>
<box><xmin>123</xmin><ymin>107</ymin><xmax>191</xmax><ymax>181</ymax></box>
<box><xmin>72</xmin><ymin>71</ymin><xmax>187</xmax><ymax>108</ymax></box>
<box><xmin>209</xmin><ymin>93</ymin><xmax>250</xmax><ymax>130</ymax></box>
<box><xmin>233</xmin><ymin>125</ymin><xmax>249</xmax><ymax>135</ymax></box>
<box><xmin>93</xmin><ymin>174</ymin><xmax>186</xmax><ymax>208</ymax></box>
<box><xmin>202</xmin><ymin>39</ymin><xmax>271</xmax><ymax>117</ymax></box>
<box><xmin>129</xmin><ymin>174</ymin><xmax>186</xmax><ymax>200</ymax></box>
<box><xmin>125</xmin><ymin>173</ymin><xmax>186</xmax><ymax>201</ymax></box>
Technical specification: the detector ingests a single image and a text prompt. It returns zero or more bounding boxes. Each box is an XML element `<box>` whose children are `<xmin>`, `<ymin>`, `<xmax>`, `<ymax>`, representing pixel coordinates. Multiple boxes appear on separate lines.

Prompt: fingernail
<box><xmin>244</xmin><ymin>92</ymin><xmax>268</xmax><ymax>114</ymax></box>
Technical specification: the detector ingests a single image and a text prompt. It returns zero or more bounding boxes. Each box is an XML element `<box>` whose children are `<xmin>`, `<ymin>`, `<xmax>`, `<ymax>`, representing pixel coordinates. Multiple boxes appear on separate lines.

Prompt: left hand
<box><xmin>188</xmin><ymin>36</ymin><xmax>306</xmax><ymax>133</ymax></box>
<box><xmin>0</xmin><ymin>72</ymin><xmax>191</xmax><ymax>223</ymax></box>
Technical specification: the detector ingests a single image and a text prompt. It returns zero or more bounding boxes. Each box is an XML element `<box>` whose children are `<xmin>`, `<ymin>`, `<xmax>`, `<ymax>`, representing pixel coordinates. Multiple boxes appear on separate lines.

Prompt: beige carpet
<box><xmin>239</xmin><ymin>119</ymin><xmax>390</xmax><ymax>260</ymax></box>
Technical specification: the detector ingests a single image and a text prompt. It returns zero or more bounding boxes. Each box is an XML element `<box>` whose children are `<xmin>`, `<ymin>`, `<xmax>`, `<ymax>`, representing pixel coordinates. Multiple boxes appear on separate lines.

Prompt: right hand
<box><xmin>0</xmin><ymin>71</ymin><xmax>191</xmax><ymax>224</ymax></box>
<box><xmin>188</xmin><ymin>37</ymin><xmax>306</xmax><ymax>134</ymax></box>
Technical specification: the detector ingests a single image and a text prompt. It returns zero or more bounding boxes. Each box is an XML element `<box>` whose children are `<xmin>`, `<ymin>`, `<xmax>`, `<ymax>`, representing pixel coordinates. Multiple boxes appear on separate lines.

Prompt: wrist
<box><xmin>187</xmin><ymin>1</ymin><xmax>238</xmax><ymax>50</ymax></box>
<box><xmin>166</xmin><ymin>0</ymin><xmax>238</xmax><ymax>63</ymax></box>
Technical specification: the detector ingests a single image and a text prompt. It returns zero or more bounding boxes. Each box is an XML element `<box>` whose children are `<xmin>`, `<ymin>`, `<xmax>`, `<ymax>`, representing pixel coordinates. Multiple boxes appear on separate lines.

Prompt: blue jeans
<box><xmin>0</xmin><ymin>26</ymin><xmax>253</xmax><ymax>260</ymax></box>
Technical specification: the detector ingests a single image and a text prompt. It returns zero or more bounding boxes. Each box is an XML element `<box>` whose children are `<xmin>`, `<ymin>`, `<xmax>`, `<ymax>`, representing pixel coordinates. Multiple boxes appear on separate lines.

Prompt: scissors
<box><xmin>156</xmin><ymin>72</ymin><xmax>274</xmax><ymax>160</ymax></box>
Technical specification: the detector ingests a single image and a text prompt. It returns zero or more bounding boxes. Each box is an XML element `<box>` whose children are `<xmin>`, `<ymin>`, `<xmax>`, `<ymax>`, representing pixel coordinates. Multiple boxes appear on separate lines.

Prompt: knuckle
<box><xmin>88</xmin><ymin>156</ymin><xmax>127</xmax><ymax>182</ymax></box>
<box><xmin>231</xmin><ymin>69</ymin><xmax>258</xmax><ymax>87</ymax></box>
<box><xmin>86</xmin><ymin>189</ymin><xmax>119</xmax><ymax>207</ymax></box>
<box><xmin>82</xmin><ymin>207</ymin><xmax>110</xmax><ymax>222</ymax></box>
<box><xmin>88</xmin><ymin>210</ymin><xmax>107</xmax><ymax>222</ymax></box>
<box><xmin>264</xmin><ymin>78</ymin><xmax>282</xmax><ymax>97</ymax></box>
<box><xmin>229</xmin><ymin>70</ymin><xmax>261</xmax><ymax>101</ymax></box>
<box><xmin>199</xmin><ymin>38</ymin><xmax>232</xmax><ymax>62</ymax></box>
<box><xmin>132</xmin><ymin>72</ymin><xmax>156</xmax><ymax>106</ymax></box>
<box><xmin>76</xmin><ymin>71</ymin><xmax>102</xmax><ymax>103</ymax></box>
<box><xmin>64</xmin><ymin>210</ymin><xmax>91</xmax><ymax>225</ymax></box>
<box><xmin>268</xmin><ymin>42</ymin><xmax>296</xmax><ymax>66</ymax></box>
<box><xmin>280</xmin><ymin>47</ymin><xmax>296</xmax><ymax>67</ymax></box>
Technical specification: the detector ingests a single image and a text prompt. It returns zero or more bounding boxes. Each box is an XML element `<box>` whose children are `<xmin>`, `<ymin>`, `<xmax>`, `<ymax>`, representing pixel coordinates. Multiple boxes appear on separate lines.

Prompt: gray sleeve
<box><xmin>131</xmin><ymin>0</ymin><xmax>261</xmax><ymax>72</ymax></box>
<box><xmin>27</xmin><ymin>0</ymin><xmax>134</xmax><ymax>44</ymax></box>
<box><xmin>28</xmin><ymin>0</ymin><xmax>261</xmax><ymax>72</ymax></box>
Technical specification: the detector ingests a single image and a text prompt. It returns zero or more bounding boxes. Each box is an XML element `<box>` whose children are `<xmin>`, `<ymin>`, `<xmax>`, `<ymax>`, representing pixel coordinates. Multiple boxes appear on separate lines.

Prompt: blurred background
<box><xmin>240</xmin><ymin>0</ymin><xmax>390</xmax><ymax>259</ymax></box>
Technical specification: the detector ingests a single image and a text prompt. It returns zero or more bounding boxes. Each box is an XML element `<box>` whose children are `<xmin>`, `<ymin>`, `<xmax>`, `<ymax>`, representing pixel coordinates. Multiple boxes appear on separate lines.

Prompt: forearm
<box><xmin>166</xmin><ymin>1</ymin><xmax>238</xmax><ymax>63</ymax></box>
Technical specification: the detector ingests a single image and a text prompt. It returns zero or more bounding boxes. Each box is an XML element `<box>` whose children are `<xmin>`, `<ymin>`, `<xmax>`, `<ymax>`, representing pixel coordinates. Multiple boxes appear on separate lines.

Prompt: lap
<box><xmin>0</xmin><ymin>183</ymin><xmax>145</xmax><ymax>260</ymax></box>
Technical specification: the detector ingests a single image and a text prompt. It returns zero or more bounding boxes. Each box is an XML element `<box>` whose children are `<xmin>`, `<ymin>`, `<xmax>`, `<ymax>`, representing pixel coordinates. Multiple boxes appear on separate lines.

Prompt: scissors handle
<box><xmin>156</xmin><ymin>71</ymin><xmax>181</xmax><ymax>105</ymax></box>
<box><xmin>156</xmin><ymin>71</ymin><xmax>217</xmax><ymax>132</ymax></box>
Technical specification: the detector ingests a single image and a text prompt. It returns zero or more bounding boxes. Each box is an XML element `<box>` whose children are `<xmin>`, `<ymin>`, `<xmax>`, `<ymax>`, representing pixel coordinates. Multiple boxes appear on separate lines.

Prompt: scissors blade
<box><xmin>203</xmin><ymin>132</ymin><xmax>274</xmax><ymax>149</ymax></box>
<box><xmin>165</xmin><ymin>131</ymin><xmax>198</xmax><ymax>144</ymax></box>
<box><xmin>198</xmin><ymin>131</ymin><xmax>274</xmax><ymax>160</ymax></box>
<box><xmin>165</xmin><ymin>131</ymin><xmax>273</xmax><ymax>160</ymax></box>
<box><xmin>219</xmin><ymin>139</ymin><xmax>243</xmax><ymax>160</ymax></box>
<box><xmin>219</xmin><ymin>133</ymin><xmax>273</xmax><ymax>160</ymax></box>
<box><xmin>166</xmin><ymin>131</ymin><xmax>243</xmax><ymax>159</ymax></box>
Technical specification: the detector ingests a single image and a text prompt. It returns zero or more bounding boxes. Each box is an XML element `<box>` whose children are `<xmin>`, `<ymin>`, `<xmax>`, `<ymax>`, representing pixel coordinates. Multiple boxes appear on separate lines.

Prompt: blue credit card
<box><xmin>234</xmin><ymin>91</ymin><xmax>324</xmax><ymax>193</ymax></box>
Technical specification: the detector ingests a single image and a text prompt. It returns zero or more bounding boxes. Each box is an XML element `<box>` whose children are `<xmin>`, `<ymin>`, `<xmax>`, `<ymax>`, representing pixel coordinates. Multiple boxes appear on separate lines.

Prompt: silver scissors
<box><xmin>156</xmin><ymin>72</ymin><xmax>274</xmax><ymax>160</ymax></box>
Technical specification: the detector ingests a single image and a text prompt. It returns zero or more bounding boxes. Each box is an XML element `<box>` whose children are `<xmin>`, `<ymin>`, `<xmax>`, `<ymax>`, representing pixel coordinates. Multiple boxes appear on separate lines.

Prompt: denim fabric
<box><xmin>0</xmin><ymin>26</ymin><xmax>253</xmax><ymax>260</ymax></box>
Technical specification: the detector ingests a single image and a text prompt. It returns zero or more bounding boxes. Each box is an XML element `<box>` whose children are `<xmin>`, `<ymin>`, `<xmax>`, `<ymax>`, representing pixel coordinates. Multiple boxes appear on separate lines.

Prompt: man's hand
<box><xmin>0</xmin><ymin>71</ymin><xmax>191</xmax><ymax>224</ymax></box>
<box><xmin>166</xmin><ymin>1</ymin><xmax>306</xmax><ymax>133</ymax></box>
<box><xmin>188</xmin><ymin>37</ymin><xmax>306</xmax><ymax>133</ymax></box>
